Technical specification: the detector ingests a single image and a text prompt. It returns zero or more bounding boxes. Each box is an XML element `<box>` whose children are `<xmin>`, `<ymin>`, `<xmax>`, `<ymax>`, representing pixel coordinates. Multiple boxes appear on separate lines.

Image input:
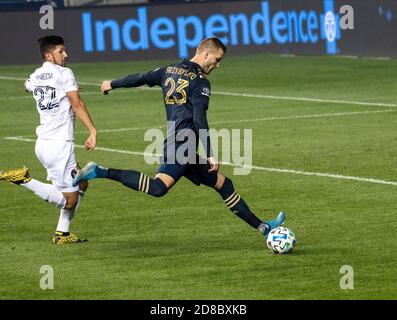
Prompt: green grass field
<box><xmin>0</xmin><ymin>54</ymin><xmax>396</xmax><ymax>300</ymax></box>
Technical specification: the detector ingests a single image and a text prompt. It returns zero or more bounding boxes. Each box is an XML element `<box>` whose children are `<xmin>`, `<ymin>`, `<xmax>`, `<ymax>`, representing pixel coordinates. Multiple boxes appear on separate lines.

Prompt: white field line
<box><xmin>213</xmin><ymin>91</ymin><xmax>397</xmax><ymax>108</ymax></box>
<box><xmin>3</xmin><ymin>135</ymin><xmax>397</xmax><ymax>187</ymax></box>
<box><xmin>209</xmin><ymin>109</ymin><xmax>396</xmax><ymax>125</ymax></box>
<box><xmin>3</xmin><ymin>136</ymin><xmax>158</xmax><ymax>158</ymax></box>
<box><xmin>3</xmin><ymin>109</ymin><xmax>395</xmax><ymax>139</ymax></box>
<box><xmin>0</xmin><ymin>95</ymin><xmax>31</xmax><ymax>101</ymax></box>
<box><xmin>1</xmin><ymin>76</ymin><xmax>396</xmax><ymax>108</ymax></box>
<box><xmin>0</xmin><ymin>90</ymin><xmax>119</xmax><ymax>101</ymax></box>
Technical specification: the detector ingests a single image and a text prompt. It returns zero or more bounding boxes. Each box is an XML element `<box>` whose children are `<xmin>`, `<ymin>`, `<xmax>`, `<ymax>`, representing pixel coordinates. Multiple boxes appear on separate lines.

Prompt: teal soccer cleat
<box><xmin>258</xmin><ymin>211</ymin><xmax>286</xmax><ymax>238</ymax></box>
<box><xmin>72</xmin><ymin>162</ymin><xmax>98</xmax><ymax>187</ymax></box>
<box><xmin>266</xmin><ymin>211</ymin><xmax>285</xmax><ymax>231</ymax></box>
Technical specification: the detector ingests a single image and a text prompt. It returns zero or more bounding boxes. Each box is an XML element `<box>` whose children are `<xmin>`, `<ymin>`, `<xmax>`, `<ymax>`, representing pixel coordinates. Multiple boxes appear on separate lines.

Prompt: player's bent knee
<box><xmin>214</xmin><ymin>172</ymin><xmax>226</xmax><ymax>190</ymax></box>
<box><xmin>149</xmin><ymin>178</ymin><xmax>168</xmax><ymax>198</ymax></box>
<box><xmin>218</xmin><ymin>176</ymin><xmax>234</xmax><ymax>193</ymax></box>
<box><xmin>64</xmin><ymin>199</ymin><xmax>78</xmax><ymax>210</ymax></box>
<box><xmin>63</xmin><ymin>193</ymin><xmax>79</xmax><ymax>210</ymax></box>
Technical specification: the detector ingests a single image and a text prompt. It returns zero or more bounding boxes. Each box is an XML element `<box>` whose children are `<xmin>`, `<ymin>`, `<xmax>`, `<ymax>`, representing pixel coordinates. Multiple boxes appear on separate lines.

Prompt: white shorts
<box><xmin>35</xmin><ymin>138</ymin><xmax>79</xmax><ymax>193</ymax></box>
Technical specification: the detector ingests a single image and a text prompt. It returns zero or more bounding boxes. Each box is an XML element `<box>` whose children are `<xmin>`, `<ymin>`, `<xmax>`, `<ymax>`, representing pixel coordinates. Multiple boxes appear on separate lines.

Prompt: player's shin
<box><xmin>106</xmin><ymin>168</ymin><xmax>168</xmax><ymax>197</ymax></box>
<box><xmin>56</xmin><ymin>190</ymin><xmax>84</xmax><ymax>233</ymax></box>
<box><xmin>217</xmin><ymin>177</ymin><xmax>263</xmax><ymax>229</ymax></box>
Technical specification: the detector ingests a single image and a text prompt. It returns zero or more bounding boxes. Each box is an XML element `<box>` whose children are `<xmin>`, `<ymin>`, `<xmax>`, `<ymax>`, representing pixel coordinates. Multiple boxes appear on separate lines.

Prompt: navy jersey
<box><xmin>110</xmin><ymin>59</ymin><xmax>212</xmax><ymax>162</ymax></box>
<box><xmin>145</xmin><ymin>60</ymin><xmax>210</xmax><ymax>130</ymax></box>
<box><xmin>143</xmin><ymin>59</ymin><xmax>212</xmax><ymax>160</ymax></box>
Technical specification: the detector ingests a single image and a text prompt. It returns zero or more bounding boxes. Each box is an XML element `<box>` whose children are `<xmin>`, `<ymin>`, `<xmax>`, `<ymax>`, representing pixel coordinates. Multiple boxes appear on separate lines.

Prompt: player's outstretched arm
<box><xmin>101</xmin><ymin>74</ymin><xmax>148</xmax><ymax>95</ymax></box>
<box><xmin>101</xmin><ymin>68</ymin><xmax>164</xmax><ymax>95</ymax></box>
<box><xmin>67</xmin><ymin>90</ymin><xmax>97</xmax><ymax>150</ymax></box>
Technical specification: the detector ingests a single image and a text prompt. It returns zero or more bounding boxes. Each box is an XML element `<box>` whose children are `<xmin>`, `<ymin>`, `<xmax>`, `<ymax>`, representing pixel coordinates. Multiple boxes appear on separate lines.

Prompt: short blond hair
<box><xmin>197</xmin><ymin>37</ymin><xmax>227</xmax><ymax>54</ymax></box>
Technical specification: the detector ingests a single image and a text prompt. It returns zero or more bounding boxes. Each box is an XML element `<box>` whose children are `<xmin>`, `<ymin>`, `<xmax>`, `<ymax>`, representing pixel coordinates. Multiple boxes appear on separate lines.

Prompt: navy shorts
<box><xmin>157</xmin><ymin>154</ymin><xmax>218</xmax><ymax>187</ymax></box>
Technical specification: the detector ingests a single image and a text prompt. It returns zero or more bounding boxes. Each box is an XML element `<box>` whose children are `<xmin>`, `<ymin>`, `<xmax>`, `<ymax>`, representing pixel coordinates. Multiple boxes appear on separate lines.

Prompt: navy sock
<box><xmin>97</xmin><ymin>168</ymin><xmax>168</xmax><ymax>197</ymax></box>
<box><xmin>217</xmin><ymin>177</ymin><xmax>262</xmax><ymax>229</ymax></box>
<box><xmin>95</xmin><ymin>166</ymin><xmax>109</xmax><ymax>178</ymax></box>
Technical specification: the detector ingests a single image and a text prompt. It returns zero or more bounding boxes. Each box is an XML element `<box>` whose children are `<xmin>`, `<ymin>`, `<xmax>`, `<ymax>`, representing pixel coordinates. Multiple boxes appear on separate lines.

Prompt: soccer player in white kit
<box><xmin>0</xmin><ymin>35</ymin><xmax>97</xmax><ymax>244</ymax></box>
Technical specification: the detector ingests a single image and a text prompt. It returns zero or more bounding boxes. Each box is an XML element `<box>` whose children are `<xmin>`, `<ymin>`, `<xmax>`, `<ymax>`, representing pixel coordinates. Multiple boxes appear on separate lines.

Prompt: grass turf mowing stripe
<box><xmin>3</xmin><ymin>109</ymin><xmax>395</xmax><ymax>138</ymax></box>
<box><xmin>1</xmin><ymin>75</ymin><xmax>396</xmax><ymax>108</ymax></box>
<box><xmin>4</xmin><ymin>136</ymin><xmax>397</xmax><ymax>187</ymax></box>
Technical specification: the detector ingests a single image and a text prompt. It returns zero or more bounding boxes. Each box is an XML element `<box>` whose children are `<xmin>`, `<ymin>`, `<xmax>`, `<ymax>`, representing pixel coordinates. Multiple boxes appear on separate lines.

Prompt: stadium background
<box><xmin>1</xmin><ymin>0</ymin><xmax>397</xmax><ymax>64</ymax></box>
<box><xmin>0</xmin><ymin>0</ymin><xmax>396</xmax><ymax>302</ymax></box>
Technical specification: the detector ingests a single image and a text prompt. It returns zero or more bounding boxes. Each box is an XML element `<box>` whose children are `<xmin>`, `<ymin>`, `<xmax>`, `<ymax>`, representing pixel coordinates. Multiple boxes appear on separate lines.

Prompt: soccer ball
<box><xmin>267</xmin><ymin>226</ymin><xmax>297</xmax><ymax>254</ymax></box>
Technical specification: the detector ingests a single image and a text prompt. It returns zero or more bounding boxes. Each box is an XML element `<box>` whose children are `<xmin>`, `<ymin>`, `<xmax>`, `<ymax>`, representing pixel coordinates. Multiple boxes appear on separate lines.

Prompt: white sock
<box><xmin>56</xmin><ymin>190</ymin><xmax>85</xmax><ymax>233</ymax></box>
<box><xmin>22</xmin><ymin>179</ymin><xmax>66</xmax><ymax>208</ymax></box>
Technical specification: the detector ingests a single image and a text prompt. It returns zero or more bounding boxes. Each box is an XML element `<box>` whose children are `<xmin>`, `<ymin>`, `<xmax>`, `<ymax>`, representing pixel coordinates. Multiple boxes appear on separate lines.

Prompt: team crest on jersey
<box><xmin>201</xmin><ymin>87</ymin><xmax>211</xmax><ymax>97</ymax></box>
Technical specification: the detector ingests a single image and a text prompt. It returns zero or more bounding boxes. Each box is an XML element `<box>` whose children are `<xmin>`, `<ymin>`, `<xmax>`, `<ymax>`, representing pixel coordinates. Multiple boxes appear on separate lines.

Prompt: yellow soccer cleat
<box><xmin>0</xmin><ymin>167</ymin><xmax>31</xmax><ymax>185</ymax></box>
<box><xmin>52</xmin><ymin>231</ymin><xmax>88</xmax><ymax>245</ymax></box>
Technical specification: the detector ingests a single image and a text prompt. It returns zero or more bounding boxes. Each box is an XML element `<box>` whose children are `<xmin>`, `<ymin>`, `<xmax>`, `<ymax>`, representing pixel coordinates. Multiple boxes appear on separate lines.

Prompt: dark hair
<box><xmin>197</xmin><ymin>37</ymin><xmax>227</xmax><ymax>54</ymax></box>
<box><xmin>37</xmin><ymin>35</ymin><xmax>64</xmax><ymax>59</ymax></box>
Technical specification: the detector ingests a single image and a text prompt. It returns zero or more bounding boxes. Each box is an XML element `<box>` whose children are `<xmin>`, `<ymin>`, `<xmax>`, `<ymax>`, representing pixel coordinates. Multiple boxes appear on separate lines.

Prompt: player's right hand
<box><xmin>207</xmin><ymin>156</ymin><xmax>220</xmax><ymax>173</ymax></box>
<box><xmin>101</xmin><ymin>80</ymin><xmax>112</xmax><ymax>95</ymax></box>
<box><xmin>85</xmin><ymin>132</ymin><xmax>97</xmax><ymax>151</ymax></box>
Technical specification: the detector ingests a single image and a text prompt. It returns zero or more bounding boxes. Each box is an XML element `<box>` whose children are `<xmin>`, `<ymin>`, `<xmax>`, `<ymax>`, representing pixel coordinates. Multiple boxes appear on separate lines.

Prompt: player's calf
<box><xmin>75</xmin><ymin>162</ymin><xmax>169</xmax><ymax>198</ymax></box>
<box><xmin>62</xmin><ymin>192</ymin><xmax>79</xmax><ymax>210</ymax></box>
<box><xmin>108</xmin><ymin>168</ymin><xmax>169</xmax><ymax>197</ymax></box>
<box><xmin>147</xmin><ymin>177</ymin><xmax>168</xmax><ymax>197</ymax></box>
<box><xmin>214</xmin><ymin>174</ymin><xmax>285</xmax><ymax>237</ymax></box>
<box><xmin>1</xmin><ymin>167</ymin><xmax>69</xmax><ymax>209</ymax></box>
<box><xmin>216</xmin><ymin>176</ymin><xmax>263</xmax><ymax>229</ymax></box>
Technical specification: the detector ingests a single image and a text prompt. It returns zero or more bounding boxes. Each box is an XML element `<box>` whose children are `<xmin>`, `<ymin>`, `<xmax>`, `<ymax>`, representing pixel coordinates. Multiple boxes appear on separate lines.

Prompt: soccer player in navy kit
<box><xmin>73</xmin><ymin>37</ymin><xmax>285</xmax><ymax>238</ymax></box>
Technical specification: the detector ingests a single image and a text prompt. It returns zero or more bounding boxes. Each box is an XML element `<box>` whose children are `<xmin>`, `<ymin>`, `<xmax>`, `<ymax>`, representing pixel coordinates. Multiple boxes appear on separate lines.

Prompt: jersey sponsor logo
<box><xmin>201</xmin><ymin>87</ymin><xmax>211</xmax><ymax>97</ymax></box>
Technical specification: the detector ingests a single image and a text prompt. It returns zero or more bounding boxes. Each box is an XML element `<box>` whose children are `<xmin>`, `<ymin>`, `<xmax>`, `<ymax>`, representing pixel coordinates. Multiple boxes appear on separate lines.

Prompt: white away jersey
<box><xmin>25</xmin><ymin>62</ymin><xmax>78</xmax><ymax>141</ymax></box>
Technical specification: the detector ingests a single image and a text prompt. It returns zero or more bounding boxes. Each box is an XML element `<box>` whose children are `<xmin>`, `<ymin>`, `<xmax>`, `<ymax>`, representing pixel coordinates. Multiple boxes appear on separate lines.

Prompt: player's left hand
<box><xmin>207</xmin><ymin>156</ymin><xmax>220</xmax><ymax>173</ymax></box>
<box><xmin>85</xmin><ymin>133</ymin><xmax>96</xmax><ymax>151</ymax></box>
<box><xmin>24</xmin><ymin>80</ymin><xmax>31</xmax><ymax>92</ymax></box>
<box><xmin>101</xmin><ymin>80</ymin><xmax>112</xmax><ymax>95</ymax></box>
